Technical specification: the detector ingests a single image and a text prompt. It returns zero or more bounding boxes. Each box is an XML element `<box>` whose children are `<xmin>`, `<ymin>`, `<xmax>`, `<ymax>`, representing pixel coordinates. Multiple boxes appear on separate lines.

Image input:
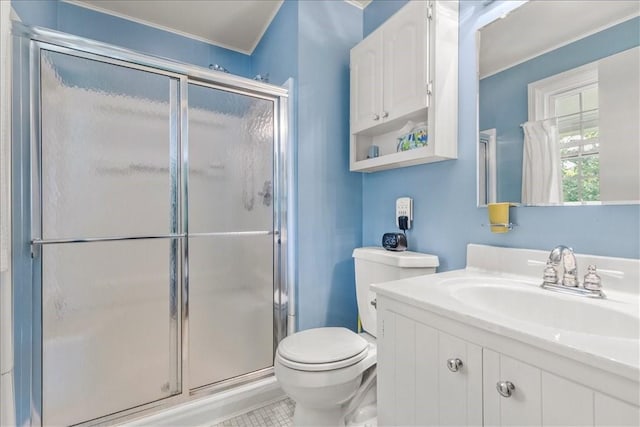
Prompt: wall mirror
<box><xmin>477</xmin><ymin>1</ymin><xmax>640</xmax><ymax>206</ymax></box>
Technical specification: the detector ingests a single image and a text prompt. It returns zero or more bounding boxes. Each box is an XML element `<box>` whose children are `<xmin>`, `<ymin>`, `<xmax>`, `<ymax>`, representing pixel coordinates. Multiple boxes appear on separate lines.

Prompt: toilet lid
<box><xmin>277</xmin><ymin>327</ymin><xmax>368</xmax><ymax>364</ymax></box>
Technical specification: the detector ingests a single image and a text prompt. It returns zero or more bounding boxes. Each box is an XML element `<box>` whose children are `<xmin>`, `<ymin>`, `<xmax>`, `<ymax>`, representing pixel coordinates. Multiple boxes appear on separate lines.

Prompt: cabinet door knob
<box><xmin>372</xmin><ymin>114</ymin><xmax>380</xmax><ymax>121</ymax></box>
<box><xmin>446</xmin><ymin>358</ymin><xmax>463</xmax><ymax>372</ymax></box>
<box><xmin>381</xmin><ymin>111</ymin><xmax>389</xmax><ymax>118</ymax></box>
<box><xmin>496</xmin><ymin>381</ymin><xmax>515</xmax><ymax>398</ymax></box>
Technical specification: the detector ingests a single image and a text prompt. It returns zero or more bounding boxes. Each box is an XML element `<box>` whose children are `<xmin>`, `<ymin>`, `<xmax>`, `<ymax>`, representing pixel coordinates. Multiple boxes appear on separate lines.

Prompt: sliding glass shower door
<box><xmin>187</xmin><ymin>84</ymin><xmax>275</xmax><ymax>390</ymax></box>
<box><xmin>37</xmin><ymin>49</ymin><xmax>181</xmax><ymax>426</ymax></box>
<box><xmin>27</xmin><ymin>38</ymin><xmax>285</xmax><ymax>426</ymax></box>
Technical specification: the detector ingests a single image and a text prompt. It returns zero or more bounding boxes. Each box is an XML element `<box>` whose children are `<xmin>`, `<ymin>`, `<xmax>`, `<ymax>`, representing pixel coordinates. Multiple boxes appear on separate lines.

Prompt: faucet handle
<box><xmin>543</xmin><ymin>260</ymin><xmax>558</xmax><ymax>285</ymax></box>
<box><xmin>583</xmin><ymin>265</ymin><xmax>602</xmax><ymax>291</ymax></box>
<box><xmin>563</xmin><ymin>272</ymin><xmax>579</xmax><ymax>287</ymax></box>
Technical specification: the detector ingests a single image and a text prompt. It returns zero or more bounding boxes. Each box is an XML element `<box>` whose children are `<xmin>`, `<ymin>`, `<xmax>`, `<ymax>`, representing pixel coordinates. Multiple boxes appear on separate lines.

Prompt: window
<box><xmin>528</xmin><ymin>63</ymin><xmax>600</xmax><ymax>203</ymax></box>
<box><xmin>551</xmin><ymin>85</ymin><xmax>600</xmax><ymax>202</ymax></box>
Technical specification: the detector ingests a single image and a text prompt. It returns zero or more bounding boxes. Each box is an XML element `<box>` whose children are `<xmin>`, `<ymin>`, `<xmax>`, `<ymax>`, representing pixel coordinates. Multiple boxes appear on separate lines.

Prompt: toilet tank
<box><xmin>352</xmin><ymin>247</ymin><xmax>439</xmax><ymax>337</ymax></box>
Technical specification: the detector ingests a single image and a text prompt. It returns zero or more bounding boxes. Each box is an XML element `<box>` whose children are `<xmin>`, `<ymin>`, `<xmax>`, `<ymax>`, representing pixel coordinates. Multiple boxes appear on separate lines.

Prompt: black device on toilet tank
<box><xmin>382</xmin><ymin>232</ymin><xmax>407</xmax><ymax>251</ymax></box>
<box><xmin>383</xmin><ymin>215</ymin><xmax>409</xmax><ymax>251</ymax></box>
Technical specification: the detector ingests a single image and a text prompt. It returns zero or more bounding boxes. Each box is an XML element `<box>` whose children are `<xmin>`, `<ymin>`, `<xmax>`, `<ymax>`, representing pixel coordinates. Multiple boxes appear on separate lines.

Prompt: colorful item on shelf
<box><xmin>396</xmin><ymin>124</ymin><xmax>428</xmax><ymax>152</ymax></box>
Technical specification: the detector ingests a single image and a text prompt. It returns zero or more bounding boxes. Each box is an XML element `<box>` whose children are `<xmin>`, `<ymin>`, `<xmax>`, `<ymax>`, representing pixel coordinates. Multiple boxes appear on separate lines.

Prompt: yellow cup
<box><xmin>488</xmin><ymin>203</ymin><xmax>511</xmax><ymax>233</ymax></box>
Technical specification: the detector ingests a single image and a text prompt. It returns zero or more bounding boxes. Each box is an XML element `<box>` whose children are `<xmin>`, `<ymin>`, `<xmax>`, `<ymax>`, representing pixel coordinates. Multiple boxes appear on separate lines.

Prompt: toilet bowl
<box><xmin>276</xmin><ymin>247</ymin><xmax>439</xmax><ymax>426</ymax></box>
<box><xmin>275</xmin><ymin>328</ymin><xmax>376</xmax><ymax>426</ymax></box>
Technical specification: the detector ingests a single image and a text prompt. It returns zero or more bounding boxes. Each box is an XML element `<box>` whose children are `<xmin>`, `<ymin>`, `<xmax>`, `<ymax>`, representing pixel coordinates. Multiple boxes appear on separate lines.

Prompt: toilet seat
<box><xmin>276</xmin><ymin>327</ymin><xmax>369</xmax><ymax>372</ymax></box>
<box><xmin>277</xmin><ymin>346</ymin><xmax>369</xmax><ymax>371</ymax></box>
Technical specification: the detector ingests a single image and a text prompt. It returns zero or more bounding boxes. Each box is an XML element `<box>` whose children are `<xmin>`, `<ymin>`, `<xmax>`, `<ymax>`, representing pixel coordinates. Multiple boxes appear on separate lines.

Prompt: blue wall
<box><xmin>12</xmin><ymin>0</ymin><xmax>252</xmax><ymax>76</ymax></box>
<box><xmin>361</xmin><ymin>0</ymin><xmax>640</xmax><ymax>272</ymax></box>
<box><xmin>480</xmin><ymin>17</ymin><xmax>640</xmax><ymax>203</ymax></box>
<box><xmin>251</xmin><ymin>0</ymin><xmax>298</xmax><ymax>86</ymax></box>
<box><xmin>363</xmin><ymin>0</ymin><xmax>407</xmax><ymax>37</ymax></box>
<box><xmin>10</xmin><ymin>0</ymin><xmax>57</xmax><ymax>29</ymax></box>
<box><xmin>252</xmin><ymin>0</ymin><xmax>363</xmax><ymax>331</ymax></box>
<box><xmin>296</xmin><ymin>1</ymin><xmax>363</xmax><ymax>331</ymax></box>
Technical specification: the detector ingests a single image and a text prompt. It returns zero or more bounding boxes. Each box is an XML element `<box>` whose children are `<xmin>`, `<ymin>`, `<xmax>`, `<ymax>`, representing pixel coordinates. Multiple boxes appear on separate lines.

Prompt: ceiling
<box><xmin>67</xmin><ymin>0</ymin><xmax>372</xmax><ymax>55</ymax></box>
<box><xmin>479</xmin><ymin>0</ymin><xmax>640</xmax><ymax>78</ymax></box>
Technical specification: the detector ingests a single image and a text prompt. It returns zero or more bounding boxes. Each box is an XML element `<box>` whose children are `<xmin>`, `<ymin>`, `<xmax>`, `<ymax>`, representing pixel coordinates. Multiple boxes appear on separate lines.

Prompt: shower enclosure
<box><xmin>12</xmin><ymin>25</ymin><xmax>289</xmax><ymax>426</ymax></box>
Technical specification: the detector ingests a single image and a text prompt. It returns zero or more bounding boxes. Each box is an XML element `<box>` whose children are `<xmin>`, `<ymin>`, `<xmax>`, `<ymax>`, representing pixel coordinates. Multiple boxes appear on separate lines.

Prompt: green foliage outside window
<box><xmin>562</xmin><ymin>156</ymin><xmax>600</xmax><ymax>202</ymax></box>
<box><xmin>560</xmin><ymin>128</ymin><xmax>600</xmax><ymax>203</ymax></box>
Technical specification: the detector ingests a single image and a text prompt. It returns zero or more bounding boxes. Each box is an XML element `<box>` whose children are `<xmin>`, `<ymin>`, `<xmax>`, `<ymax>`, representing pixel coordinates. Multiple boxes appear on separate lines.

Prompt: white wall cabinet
<box><xmin>349</xmin><ymin>0</ymin><xmax>458</xmax><ymax>172</ymax></box>
<box><xmin>377</xmin><ymin>298</ymin><xmax>640</xmax><ymax>426</ymax></box>
<box><xmin>350</xmin><ymin>1</ymin><xmax>428</xmax><ymax>134</ymax></box>
<box><xmin>350</xmin><ymin>31</ymin><xmax>383</xmax><ymax>134</ymax></box>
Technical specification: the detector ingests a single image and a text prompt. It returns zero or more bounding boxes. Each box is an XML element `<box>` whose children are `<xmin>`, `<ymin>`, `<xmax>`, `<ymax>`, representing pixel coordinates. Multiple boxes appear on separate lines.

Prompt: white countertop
<box><xmin>371</xmin><ymin>267</ymin><xmax>640</xmax><ymax>382</ymax></box>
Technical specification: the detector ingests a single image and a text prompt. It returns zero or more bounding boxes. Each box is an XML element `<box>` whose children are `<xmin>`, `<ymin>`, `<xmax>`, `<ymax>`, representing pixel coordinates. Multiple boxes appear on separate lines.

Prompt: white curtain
<box><xmin>521</xmin><ymin>120</ymin><xmax>563</xmax><ymax>204</ymax></box>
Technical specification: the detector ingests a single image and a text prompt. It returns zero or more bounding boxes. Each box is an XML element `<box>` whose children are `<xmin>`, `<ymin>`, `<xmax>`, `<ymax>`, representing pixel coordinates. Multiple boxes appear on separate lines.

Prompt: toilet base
<box><xmin>293</xmin><ymin>404</ymin><xmax>346</xmax><ymax>426</ymax></box>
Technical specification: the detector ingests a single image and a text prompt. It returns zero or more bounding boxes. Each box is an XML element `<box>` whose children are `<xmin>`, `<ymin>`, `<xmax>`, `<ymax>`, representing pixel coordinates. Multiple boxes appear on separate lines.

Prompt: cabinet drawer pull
<box><xmin>446</xmin><ymin>358</ymin><xmax>463</xmax><ymax>372</ymax></box>
<box><xmin>372</xmin><ymin>113</ymin><xmax>380</xmax><ymax>121</ymax></box>
<box><xmin>496</xmin><ymin>381</ymin><xmax>515</xmax><ymax>398</ymax></box>
<box><xmin>381</xmin><ymin>111</ymin><xmax>389</xmax><ymax>118</ymax></box>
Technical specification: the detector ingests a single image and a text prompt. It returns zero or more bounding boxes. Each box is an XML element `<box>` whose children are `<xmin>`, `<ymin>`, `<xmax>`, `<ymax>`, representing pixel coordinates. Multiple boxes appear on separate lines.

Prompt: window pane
<box><xmin>582</xmin><ymin>156</ymin><xmax>601</xmax><ymax>201</ymax></box>
<box><xmin>582</xmin><ymin>109</ymin><xmax>599</xmax><ymax>144</ymax></box>
<box><xmin>557</xmin><ymin>112</ymin><xmax>582</xmax><ymax>135</ymax></box>
<box><xmin>583</xmin><ymin>85</ymin><xmax>598</xmax><ymax>111</ymax></box>
<box><xmin>555</xmin><ymin>93</ymin><xmax>580</xmax><ymax>116</ymax></box>
<box><xmin>562</xmin><ymin>164</ymin><xmax>579</xmax><ymax>202</ymax></box>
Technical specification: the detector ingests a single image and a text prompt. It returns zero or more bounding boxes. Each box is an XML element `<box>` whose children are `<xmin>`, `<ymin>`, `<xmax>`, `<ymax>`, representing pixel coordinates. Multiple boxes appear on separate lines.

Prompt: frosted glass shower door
<box><xmin>188</xmin><ymin>83</ymin><xmax>275</xmax><ymax>389</ymax></box>
<box><xmin>38</xmin><ymin>49</ymin><xmax>180</xmax><ymax>426</ymax></box>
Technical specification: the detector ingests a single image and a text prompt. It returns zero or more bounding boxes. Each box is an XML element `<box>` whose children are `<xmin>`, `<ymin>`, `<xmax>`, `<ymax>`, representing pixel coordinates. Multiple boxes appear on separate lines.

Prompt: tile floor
<box><xmin>212</xmin><ymin>397</ymin><xmax>294</xmax><ymax>427</ymax></box>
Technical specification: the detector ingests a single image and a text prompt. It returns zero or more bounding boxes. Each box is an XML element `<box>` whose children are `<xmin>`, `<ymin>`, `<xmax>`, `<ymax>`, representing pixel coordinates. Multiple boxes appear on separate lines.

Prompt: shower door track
<box><xmin>13</xmin><ymin>23</ymin><xmax>290</xmax><ymax>427</ymax></box>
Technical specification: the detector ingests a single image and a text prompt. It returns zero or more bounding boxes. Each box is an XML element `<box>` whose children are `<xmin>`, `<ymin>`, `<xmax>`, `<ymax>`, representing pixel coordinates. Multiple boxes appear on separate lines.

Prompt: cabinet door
<box><xmin>382</xmin><ymin>0</ymin><xmax>428</xmax><ymax>121</ymax></box>
<box><xmin>541</xmin><ymin>372</ymin><xmax>594</xmax><ymax>426</ymax></box>
<box><xmin>350</xmin><ymin>31</ymin><xmax>383</xmax><ymax>133</ymax></box>
<box><xmin>595</xmin><ymin>393</ymin><xmax>640</xmax><ymax>426</ymax></box>
<box><xmin>436</xmin><ymin>332</ymin><xmax>483</xmax><ymax>426</ymax></box>
<box><xmin>376</xmin><ymin>308</ymin><xmax>395</xmax><ymax>426</ymax></box>
<box><xmin>378</xmin><ymin>310</ymin><xmax>424</xmax><ymax>426</ymax></box>
<box><xmin>484</xmin><ymin>349</ymin><xmax>542</xmax><ymax>426</ymax></box>
<box><xmin>377</xmin><ymin>307</ymin><xmax>482</xmax><ymax>427</ymax></box>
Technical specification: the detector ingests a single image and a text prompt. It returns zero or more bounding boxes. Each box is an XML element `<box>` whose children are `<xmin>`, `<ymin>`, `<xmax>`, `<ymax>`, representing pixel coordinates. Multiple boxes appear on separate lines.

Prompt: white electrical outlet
<box><xmin>396</xmin><ymin>197</ymin><xmax>413</xmax><ymax>229</ymax></box>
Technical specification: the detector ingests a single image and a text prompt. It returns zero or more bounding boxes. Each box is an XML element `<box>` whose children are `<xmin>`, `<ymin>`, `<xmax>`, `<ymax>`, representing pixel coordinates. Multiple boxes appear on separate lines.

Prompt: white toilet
<box><xmin>275</xmin><ymin>247</ymin><xmax>439</xmax><ymax>426</ymax></box>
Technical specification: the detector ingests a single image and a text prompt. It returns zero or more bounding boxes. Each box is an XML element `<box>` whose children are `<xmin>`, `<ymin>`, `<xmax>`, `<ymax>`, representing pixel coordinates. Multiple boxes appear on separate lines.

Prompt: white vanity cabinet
<box><xmin>483</xmin><ymin>351</ymin><xmax>640</xmax><ymax>427</ymax></box>
<box><xmin>349</xmin><ymin>0</ymin><xmax>458</xmax><ymax>172</ymax></box>
<box><xmin>377</xmin><ymin>297</ymin><xmax>640</xmax><ymax>427</ymax></box>
<box><xmin>483</xmin><ymin>350</ymin><xmax>601</xmax><ymax>427</ymax></box>
<box><xmin>377</xmin><ymin>309</ymin><xmax>483</xmax><ymax>426</ymax></box>
<box><xmin>595</xmin><ymin>392</ymin><xmax>640</xmax><ymax>426</ymax></box>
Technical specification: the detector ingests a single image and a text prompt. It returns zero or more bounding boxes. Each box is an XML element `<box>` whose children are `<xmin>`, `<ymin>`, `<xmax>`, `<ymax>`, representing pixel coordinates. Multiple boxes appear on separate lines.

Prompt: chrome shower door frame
<box><xmin>13</xmin><ymin>24</ymin><xmax>289</xmax><ymax>426</ymax></box>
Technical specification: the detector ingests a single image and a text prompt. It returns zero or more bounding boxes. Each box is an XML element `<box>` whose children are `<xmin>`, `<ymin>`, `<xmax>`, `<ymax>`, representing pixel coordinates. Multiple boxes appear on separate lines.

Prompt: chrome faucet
<box><xmin>547</xmin><ymin>245</ymin><xmax>579</xmax><ymax>287</ymax></box>
<box><xmin>541</xmin><ymin>245</ymin><xmax>605</xmax><ymax>298</ymax></box>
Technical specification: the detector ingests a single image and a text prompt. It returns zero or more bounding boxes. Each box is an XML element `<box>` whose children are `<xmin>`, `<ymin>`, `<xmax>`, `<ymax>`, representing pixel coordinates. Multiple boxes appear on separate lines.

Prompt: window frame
<box><xmin>527</xmin><ymin>62</ymin><xmax>601</xmax><ymax>205</ymax></box>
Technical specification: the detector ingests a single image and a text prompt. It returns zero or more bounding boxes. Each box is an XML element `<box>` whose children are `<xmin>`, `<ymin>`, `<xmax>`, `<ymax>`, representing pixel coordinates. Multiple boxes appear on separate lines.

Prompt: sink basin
<box><xmin>450</xmin><ymin>281</ymin><xmax>639</xmax><ymax>340</ymax></box>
